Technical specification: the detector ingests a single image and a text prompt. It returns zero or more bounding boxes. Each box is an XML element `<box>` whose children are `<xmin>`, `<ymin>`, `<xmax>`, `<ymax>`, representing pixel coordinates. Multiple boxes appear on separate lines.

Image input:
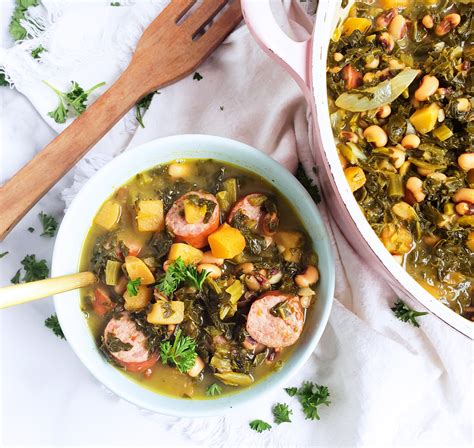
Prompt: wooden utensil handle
<box><xmin>0</xmin><ymin>272</ymin><xmax>96</xmax><ymax>309</ymax></box>
<box><xmin>0</xmin><ymin>68</ymin><xmax>144</xmax><ymax>240</ymax></box>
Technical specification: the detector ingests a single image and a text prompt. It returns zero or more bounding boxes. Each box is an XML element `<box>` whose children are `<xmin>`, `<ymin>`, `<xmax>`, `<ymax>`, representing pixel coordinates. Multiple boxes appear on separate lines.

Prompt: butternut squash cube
<box><xmin>380</xmin><ymin>0</ymin><xmax>408</xmax><ymax>7</ymax></box>
<box><xmin>344</xmin><ymin>166</ymin><xmax>367</xmax><ymax>192</ymax></box>
<box><xmin>409</xmin><ymin>103</ymin><xmax>440</xmax><ymax>134</ymax></box>
<box><xmin>94</xmin><ymin>201</ymin><xmax>121</xmax><ymax>230</ymax></box>
<box><xmin>136</xmin><ymin>199</ymin><xmax>164</xmax><ymax>232</ymax></box>
<box><xmin>147</xmin><ymin>300</ymin><xmax>185</xmax><ymax>325</ymax></box>
<box><xmin>124</xmin><ymin>285</ymin><xmax>152</xmax><ymax>311</ymax></box>
<box><xmin>168</xmin><ymin>243</ymin><xmax>203</xmax><ymax>264</ymax></box>
<box><xmin>342</xmin><ymin>17</ymin><xmax>371</xmax><ymax>36</ymax></box>
<box><xmin>208</xmin><ymin>224</ymin><xmax>246</xmax><ymax>259</ymax></box>
<box><xmin>274</xmin><ymin>231</ymin><xmax>304</xmax><ymax>249</ymax></box>
<box><xmin>124</xmin><ymin>255</ymin><xmax>155</xmax><ymax>285</ymax></box>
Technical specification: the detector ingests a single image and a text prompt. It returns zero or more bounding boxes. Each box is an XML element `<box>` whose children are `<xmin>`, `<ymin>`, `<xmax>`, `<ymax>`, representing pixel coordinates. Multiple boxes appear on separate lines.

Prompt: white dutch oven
<box><xmin>241</xmin><ymin>0</ymin><xmax>473</xmax><ymax>338</ymax></box>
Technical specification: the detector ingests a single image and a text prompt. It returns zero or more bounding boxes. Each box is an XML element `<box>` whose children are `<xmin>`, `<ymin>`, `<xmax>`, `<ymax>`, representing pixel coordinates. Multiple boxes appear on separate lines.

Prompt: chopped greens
<box><xmin>39</xmin><ymin>212</ymin><xmax>58</xmax><ymax>237</ymax></box>
<box><xmin>27</xmin><ymin>227</ymin><xmax>35</xmax><ymax>233</ymax></box>
<box><xmin>45</xmin><ymin>314</ymin><xmax>65</xmax><ymax>339</ymax></box>
<box><xmin>43</xmin><ymin>80</ymin><xmax>106</xmax><ymax>123</ymax></box>
<box><xmin>0</xmin><ymin>251</ymin><xmax>9</xmax><ymax>259</ymax></box>
<box><xmin>0</xmin><ymin>73</ymin><xmax>9</xmax><ymax>87</ymax></box>
<box><xmin>31</xmin><ymin>45</ymin><xmax>46</xmax><ymax>59</ymax></box>
<box><xmin>18</xmin><ymin>254</ymin><xmax>49</xmax><ymax>282</ymax></box>
<box><xmin>249</xmin><ymin>419</ymin><xmax>272</xmax><ymax>433</ymax></box>
<box><xmin>206</xmin><ymin>383</ymin><xmax>223</xmax><ymax>397</ymax></box>
<box><xmin>10</xmin><ymin>269</ymin><xmax>21</xmax><ymax>284</ymax></box>
<box><xmin>193</xmin><ymin>72</ymin><xmax>203</xmax><ymax>81</ymax></box>
<box><xmin>295</xmin><ymin>164</ymin><xmax>321</xmax><ymax>204</ymax></box>
<box><xmin>135</xmin><ymin>91</ymin><xmax>157</xmax><ymax>128</ymax></box>
<box><xmin>391</xmin><ymin>299</ymin><xmax>428</xmax><ymax>328</ymax></box>
<box><xmin>157</xmin><ymin>257</ymin><xmax>209</xmax><ymax>296</ymax></box>
<box><xmin>272</xmin><ymin>403</ymin><xmax>292</xmax><ymax>424</ymax></box>
<box><xmin>160</xmin><ymin>328</ymin><xmax>197</xmax><ymax>373</ymax></box>
<box><xmin>297</xmin><ymin>382</ymin><xmax>331</xmax><ymax>421</ymax></box>
<box><xmin>106</xmin><ymin>334</ymin><xmax>132</xmax><ymax>352</ymax></box>
<box><xmin>127</xmin><ymin>278</ymin><xmax>141</xmax><ymax>296</ymax></box>
<box><xmin>285</xmin><ymin>387</ymin><xmax>297</xmax><ymax>397</ymax></box>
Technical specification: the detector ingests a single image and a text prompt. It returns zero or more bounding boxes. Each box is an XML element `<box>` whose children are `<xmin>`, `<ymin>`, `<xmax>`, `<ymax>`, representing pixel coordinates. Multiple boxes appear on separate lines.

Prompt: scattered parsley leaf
<box><xmin>297</xmin><ymin>382</ymin><xmax>331</xmax><ymax>420</ymax></box>
<box><xmin>295</xmin><ymin>164</ymin><xmax>321</xmax><ymax>204</ymax></box>
<box><xmin>285</xmin><ymin>387</ymin><xmax>297</xmax><ymax>397</ymax></box>
<box><xmin>135</xmin><ymin>91</ymin><xmax>157</xmax><ymax>128</ymax></box>
<box><xmin>193</xmin><ymin>72</ymin><xmax>203</xmax><ymax>81</ymax></box>
<box><xmin>0</xmin><ymin>72</ymin><xmax>9</xmax><ymax>87</ymax></box>
<box><xmin>206</xmin><ymin>383</ymin><xmax>223</xmax><ymax>397</ymax></box>
<box><xmin>219</xmin><ymin>106</ymin><xmax>224</xmax><ymax>111</ymax></box>
<box><xmin>272</xmin><ymin>403</ymin><xmax>292</xmax><ymax>424</ymax></box>
<box><xmin>39</xmin><ymin>212</ymin><xmax>58</xmax><ymax>237</ymax></box>
<box><xmin>160</xmin><ymin>328</ymin><xmax>197</xmax><ymax>373</ymax></box>
<box><xmin>44</xmin><ymin>314</ymin><xmax>65</xmax><ymax>339</ymax></box>
<box><xmin>0</xmin><ymin>251</ymin><xmax>9</xmax><ymax>259</ymax></box>
<box><xmin>157</xmin><ymin>257</ymin><xmax>209</xmax><ymax>296</ymax></box>
<box><xmin>127</xmin><ymin>278</ymin><xmax>141</xmax><ymax>296</ymax></box>
<box><xmin>9</xmin><ymin>0</ymin><xmax>40</xmax><ymax>41</ymax></box>
<box><xmin>249</xmin><ymin>420</ymin><xmax>272</xmax><ymax>433</ymax></box>
<box><xmin>21</xmin><ymin>254</ymin><xmax>49</xmax><ymax>282</ymax></box>
<box><xmin>110</xmin><ymin>1</ymin><xmax>121</xmax><ymax>5</ymax></box>
<box><xmin>391</xmin><ymin>299</ymin><xmax>428</xmax><ymax>328</ymax></box>
<box><xmin>31</xmin><ymin>45</ymin><xmax>46</xmax><ymax>59</ymax></box>
<box><xmin>10</xmin><ymin>269</ymin><xmax>21</xmax><ymax>284</ymax></box>
<box><xmin>27</xmin><ymin>227</ymin><xmax>35</xmax><ymax>233</ymax></box>
<box><xmin>43</xmin><ymin>80</ymin><xmax>106</xmax><ymax>123</ymax></box>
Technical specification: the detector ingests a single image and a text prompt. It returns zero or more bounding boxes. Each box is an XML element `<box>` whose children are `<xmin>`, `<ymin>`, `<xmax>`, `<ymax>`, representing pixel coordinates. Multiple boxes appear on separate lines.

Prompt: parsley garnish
<box><xmin>27</xmin><ymin>227</ymin><xmax>35</xmax><ymax>233</ymax></box>
<box><xmin>285</xmin><ymin>387</ymin><xmax>297</xmax><ymax>397</ymax></box>
<box><xmin>272</xmin><ymin>403</ymin><xmax>292</xmax><ymax>424</ymax></box>
<box><xmin>206</xmin><ymin>383</ymin><xmax>223</xmax><ymax>397</ymax></box>
<box><xmin>219</xmin><ymin>105</ymin><xmax>224</xmax><ymax>111</ymax></box>
<box><xmin>249</xmin><ymin>420</ymin><xmax>272</xmax><ymax>433</ymax></box>
<box><xmin>31</xmin><ymin>45</ymin><xmax>46</xmax><ymax>59</ymax></box>
<box><xmin>45</xmin><ymin>314</ymin><xmax>65</xmax><ymax>339</ymax></box>
<box><xmin>296</xmin><ymin>382</ymin><xmax>331</xmax><ymax>420</ymax></box>
<box><xmin>193</xmin><ymin>72</ymin><xmax>203</xmax><ymax>81</ymax></box>
<box><xmin>157</xmin><ymin>257</ymin><xmax>209</xmax><ymax>296</ymax></box>
<box><xmin>127</xmin><ymin>278</ymin><xmax>141</xmax><ymax>296</ymax></box>
<box><xmin>10</xmin><ymin>269</ymin><xmax>21</xmax><ymax>284</ymax></box>
<box><xmin>0</xmin><ymin>72</ymin><xmax>9</xmax><ymax>87</ymax></box>
<box><xmin>0</xmin><ymin>251</ymin><xmax>9</xmax><ymax>259</ymax></box>
<box><xmin>43</xmin><ymin>80</ymin><xmax>106</xmax><ymax>123</ymax></box>
<box><xmin>9</xmin><ymin>0</ymin><xmax>40</xmax><ymax>41</ymax></box>
<box><xmin>391</xmin><ymin>299</ymin><xmax>428</xmax><ymax>328</ymax></box>
<box><xmin>39</xmin><ymin>212</ymin><xmax>58</xmax><ymax>237</ymax></box>
<box><xmin>295</xmin><ymin>164</ymin><xmax>321</xmax><ymax>204</ymax></box>
<box><xmin>20</xmin><ymin>254</ymin><xmax>49</xmax><ymax>282</ymax></box>
<box><xmin>110</xmin><ymin>1</ymin><xmax>121</xmax><ymax>5</ymax></box>
<box><xmin>135</xmin><ymin>91</ymin><xmax>158</xmax><ymax>128</ymax></box>
<box><xmin>160</xmin><ymin>328</ymin><xmax>197</xmax><ymax>373</ymax></box>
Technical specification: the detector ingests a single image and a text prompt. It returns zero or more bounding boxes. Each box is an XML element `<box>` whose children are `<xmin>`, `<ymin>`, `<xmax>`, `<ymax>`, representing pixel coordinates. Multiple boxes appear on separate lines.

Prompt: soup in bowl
<box><xmin>52</xmin><ymin>135</ymin><xmax>334</xmax><ymax>415</ymax></box>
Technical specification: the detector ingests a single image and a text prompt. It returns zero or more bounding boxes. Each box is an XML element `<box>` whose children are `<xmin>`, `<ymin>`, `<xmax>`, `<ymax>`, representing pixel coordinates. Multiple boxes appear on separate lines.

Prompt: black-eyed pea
<box><xmin>388</xmin><ymin>14</ymin><xmax>407</xmax><ymax>40</ymax></box>
<box><xmin>197</xmin><ymin>263</ymin><xmax>222</xmax><ymax>279</ymax></box>
<box><xmin>455</xmin><ymin>202</ymin><xmax>470</xmax><ymax>216</ymax></box>
<box><xmin>390</xmin><ymin>146</ymin><xmax>406</xmax><ymax>169</ymax></box>
<box><xmin>435</xmin><ymin>13</ymin><xmax>461</xmax><ymax>36</ymax></box>
<box><xmin>376</xmin><ymin>104</ymin><xmax>391</xmax><ymax>118</ymax></box>
<box><xmin>456</xmin><ymin>98</ymin><xmax>471</xmax><ymax>113</ymax></box>
<box><xmin>422</xmin><ymin>15</ymin><xmax>433</xmax><ymax>29</ymax></box>
<box><xmin>438</xmin><ymin>108</ymin><xmax>445</xmax><ymax>122</ymax></box>
<box><xmin>401</xmin><ymin>134</ymin><xmax>420</xmax><ymax>149</ymax></box>
<box><xmin>453</xmin><ymin>188</ymin><xmax>474</xmax><ymax>204</ymax></box>
<box><xmin>363</xmin><ymin>72</ymin><xmax>376</xmax><ymax>84</ymax></box>
<box><xmin>363</xmin><ymin>125</ymin><xmax>388</xmax><ymax>147</ymax></box>
<box><xmin>334</xmin><ymin>52</ymin><xmax>344</xmax><ymax>62</ymax></box>
<box><xmin>414</xmin><ymin>75</ymin><xmax>439</xmax><ymax>102</ymax></box>
<box><xmin>237</xmin><ymin>262</ymin><xmax>254</xmax><ymax>274</ymax></box>
<box><xmin>168</xmin><ymin>162</ymin><xmax>194</xmax><ymax>179</ymax></box>
<box><xmin>379</xmin><ymin>32</ymin><xmax>394</xmax><ymax>53</ymax></box>
<box><xmin>187</xmin><ymin>356</ymin><xmax>205</xmax><ymax>378</ymax></box>
<box><xmin>417</xmin><ymin>167</ymin><xmax>434</xmax><ymax>177</ymax></box>
<box><xmin>388</xmin><ymin>59</ymin><xmax>405</xmax><ymax>70</ymax></box>
<box><xmin>340</xmin><ymin>131</ymin><xmax>359</xmax><ymax>143</ymax></box>
<box><xmin>201</xmin><ymin>251</ymin><xmax>224</xmax><ymax>266</ymax></box>
<box><xmin>427</xmin><ymin>172</ymin><xmax>447</xmax><ymax>182</ymax></box>
<box><xmin>406</xmin><ymin>177</ymin><xmax>426</xmax><ymax>203</ymax></box>
<box><xmin>376</xmin><ymin>8</ymin><xmax>397</xmax><ymax>29</ymax></box>
<box><xmin>244</xmin><ymin>274</ymin><xmax>261</xmax><ymax>291</ymax></box>
<box><xmin>365</xmin><ymin>55</ymin><xmax>380</xmax><ymax>69</ymax></box>
<box><xmin>458</xmin><ymin>154</ymin><xmax>474</xmax><ymax>172</ymax></box>
<box><xmin>295</xmin><ymin>265</ymin><xmax>320</xmax><ymax>288</ymax></box>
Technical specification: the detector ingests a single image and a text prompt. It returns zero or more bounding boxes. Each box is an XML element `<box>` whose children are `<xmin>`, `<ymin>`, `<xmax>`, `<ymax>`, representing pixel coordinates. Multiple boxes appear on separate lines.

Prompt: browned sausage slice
<box><xmin>165</xmin><ymin>191</ymin><xmax>219</xmax><ymax>249</ymax></box>
<box><xmin>246</xmin><ymin>291</ymin><xmax>304</xmax><ymax>348</ymax></box>
<box><xmin>227</xmin><ymin>193</ymin><xmax>266</xmax><ymax>226</ymax></box>
<box><xmin>103</xmin><ymin>313</ymin><xmax>157</xmax><ymax>372</ymax></box>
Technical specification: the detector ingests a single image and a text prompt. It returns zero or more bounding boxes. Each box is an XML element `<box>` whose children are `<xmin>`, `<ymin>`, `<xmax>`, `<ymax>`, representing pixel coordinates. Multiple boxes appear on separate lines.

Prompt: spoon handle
<box><xmin>0</xmin><ymin>272</ymin><xmax>96</xmax><ymax>309</ymax></box>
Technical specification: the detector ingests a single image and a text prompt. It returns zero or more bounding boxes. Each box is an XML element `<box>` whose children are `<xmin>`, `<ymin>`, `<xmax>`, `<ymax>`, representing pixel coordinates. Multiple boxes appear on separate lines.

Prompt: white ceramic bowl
<box><xmin>52</xmin><ymin>134</ymin><xmax>335</xmax><ymax>416</ymax></box>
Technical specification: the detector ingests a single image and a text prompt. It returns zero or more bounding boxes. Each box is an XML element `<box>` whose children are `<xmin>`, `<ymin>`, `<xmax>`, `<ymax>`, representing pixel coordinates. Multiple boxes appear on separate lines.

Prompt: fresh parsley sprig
<box><xmin>127</xmin><ymin>278</ymin><xmax>141</xmax><ymax>296</ymax></box>
<box><xmin>296</xmin><ymin>382</ymin><xmax>331</xmax><ymax>420</ymax></box>
<box><xmin>295</xmin><ymin>164</ymin><xmax>321</xmax><ymax>204</ymax></box>
<box><xmin>31</xmin><ymin>45</ymin><xmax>46</xmax><ymax>59</ymax></box>
<box><xmin>39</xmin><ymin>212</ymin><xmax>58</xmax><ymax>237</ymax></box>
<box><xmin>45</xmin><ymin>314</ymin><xmax>65</xmax><ymax>339</ymax></box>
<box><xmin>249</xmin><ymin>420</ymin><xmax>272</xmax><ymax>433</ymax></box>
<box><xmin>157</xmin><ymin>257</ymin><xmax>209</xmax><ymax>296</ymax></box>
<box><xmin>43</xmin><ymin>80</ymin><xmax>106</xmax><ymax>123</ymax></box>
<box><xmin>285</xmin><ymin>387</ymin><xmax>297</xmax><ymax>397</ymax></box>
<box><xmin>272</xmin><ymin>403</ymin><xmax>292</xmax><ymax>424</ymax></box>
<box><xmin>206</xmin><ymin>383</ymin><xmax>222</xmax><ymax>397</ymax></box>
<box><xmin>391</xmin><ymin>299</ymin><xmax>428</xmax><ymax>328</ymax></box>
<box><xmin>135</xmin><ymin>91</ymin><xmax>158</xmax><ymax>128</ymax></box>
<box><xmin>160</xmin><ymin>328</ymin><xmax>197</xmax><ymax>373</ymax></box>
<box><xmin>9</xmin><ymin>0</ymin><xmax>39</xmax><ymax>41</ymax></box>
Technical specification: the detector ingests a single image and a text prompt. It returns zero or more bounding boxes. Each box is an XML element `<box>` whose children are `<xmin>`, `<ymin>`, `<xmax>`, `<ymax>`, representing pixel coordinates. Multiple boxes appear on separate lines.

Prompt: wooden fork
<box><xmin>0</xmin><ymin>0</ymin><xmax>242</xmax><ymax>240</ymax></box>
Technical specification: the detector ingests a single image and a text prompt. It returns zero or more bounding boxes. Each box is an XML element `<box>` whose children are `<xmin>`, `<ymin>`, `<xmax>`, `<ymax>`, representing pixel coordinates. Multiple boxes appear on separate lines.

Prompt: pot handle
<box><xmin>241</xmin><ymin>0</ymin><xmax>312</xmax><ymax>93</ymax></box>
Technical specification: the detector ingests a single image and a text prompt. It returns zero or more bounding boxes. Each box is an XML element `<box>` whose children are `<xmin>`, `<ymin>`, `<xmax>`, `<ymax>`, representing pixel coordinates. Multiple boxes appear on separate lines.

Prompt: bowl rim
<box><xmin>52</xmin><ymin>134</ymin><xmax>335</xmax><ymax>416</ymax></box>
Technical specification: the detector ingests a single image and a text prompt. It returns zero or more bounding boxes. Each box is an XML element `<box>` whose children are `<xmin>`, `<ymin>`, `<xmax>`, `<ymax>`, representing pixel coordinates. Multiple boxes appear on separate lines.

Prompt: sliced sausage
<box><xmin>227</xmin><ymin>193</ymin><xmax>266</xmax><ymax>226</ymax></box>
<box><xmin>92</xmin><ymin>287</ymin><xmax>114</xmax><ymax>316</ymax></box>
<box><xmin>103</xmin><ymin>313</ymin><xmax>158</xmax><ymax>372</ymax></box>
<box><xmin>246</xmin><ymin>291</ymin><xmax>304</xmax><ymax>348</ymax></box>
<box><xmin>165</xmin><ymin>191</ymin><xmax>219</xmax><ymax>249</ymax></box>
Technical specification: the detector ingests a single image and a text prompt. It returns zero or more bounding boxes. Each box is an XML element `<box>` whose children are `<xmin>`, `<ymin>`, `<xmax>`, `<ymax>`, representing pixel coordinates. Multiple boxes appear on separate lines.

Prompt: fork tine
<box><xmin>194</xmin><ymin>0</ymin><xmax>242</xmax><ymax>49</ymax></box>
<box><xmin>182</xmin><ymin>0</ymin><xmax>228</xmax><ymax>35</ymax></box>
<box><xmin>171</xmin><ymin>0</ymin><xmax>198</xmax><ymax>22</ymax></box>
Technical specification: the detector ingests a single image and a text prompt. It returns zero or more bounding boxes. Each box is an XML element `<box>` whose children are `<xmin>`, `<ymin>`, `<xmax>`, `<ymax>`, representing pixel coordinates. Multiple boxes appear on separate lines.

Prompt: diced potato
<box><xmin>392</xmin><ymin>202</ymin><xmax>418</xmax><ymax>221</ymax></box>
<box><xmin>208</xmin><ymin>224</ymin><xmax>246</xmax><ymax>259</ymax></box>
<box><xmin>380</xmin><ymin>223</ymin><xmax>413</xmax><ymax>255</ymax></box>
<box><xmin>136</xmin><ymin>199</ymin><xmax>164</xmax><ymax>232</ymax></box>
<box><xmin>94</xmin><ymin>200</ymin><xmax>121</xmax><ymax>230</ymax></box>
<box><xmin>184</xmin><ymin>200</ymin><xmax>206</xmax><ymax>224</ymax></box>
<box><xmin>124</xmin><ymin>255</ymin><xmax>155</xmax><ymax>285</ymax></box>
<box><xmin>344</xmin><ymin>166</ymin><xmax>366</xmax><ymax>192</ymax></box>
<box><xmin>409</xmin><ymin>103</ymin><xmax>440</xmax><ymax>134</ymax></box>
<box><xmin>214</xmin><ymin>372</ymin><xmax>254</xmax><ymax>387</ymax></box>
<box><xmin>341</xmin><ymin>17</ymin><xmax>371</xmax><ymax>36</ymax></box>
<box><xmin>105</xmin><ymin>260</ymin><xmax>122</xmax><ymax>286</ymax></box>
<box><xmin>380</xmin><ymin>0</ymin><xmax>408</xmax><ymax>7</ymax></box>
<box><xmin>274</xmin><ymin>230</ymin><xmax>304</xmax><ymax>249</ymax></box>
<box><xmin>168</xmin><ymin>243</ymin><xmax>203</xmax><ymax>264</ymax></box>
<box><xmin>124</xmin><ymin>285</ymin><xmax>152</xmax><ymax>311</ymax></box>
<box><xmin>147</xmin><ymin>300</ymin><xmax>185</xmax><ymax>325</ymax></box>
<box><xmin>282</xmin><ymin>248</ymin><xmax>303</xmax><ymax>263</ymax></box>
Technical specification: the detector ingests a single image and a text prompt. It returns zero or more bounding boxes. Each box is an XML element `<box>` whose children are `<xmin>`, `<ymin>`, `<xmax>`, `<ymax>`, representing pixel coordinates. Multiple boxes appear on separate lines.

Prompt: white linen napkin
<box><xmin>0</xmin><ymin>1</ymin><xmax>471</xmax><ymax>446</ymax></box>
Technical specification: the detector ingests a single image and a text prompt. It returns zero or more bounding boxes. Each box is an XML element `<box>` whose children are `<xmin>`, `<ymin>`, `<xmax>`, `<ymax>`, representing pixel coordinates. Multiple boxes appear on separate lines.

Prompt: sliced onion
<box><xmin>335</xmin><ymin>68</ymin><xmax>420</xmax><ymax>112</ymax></box>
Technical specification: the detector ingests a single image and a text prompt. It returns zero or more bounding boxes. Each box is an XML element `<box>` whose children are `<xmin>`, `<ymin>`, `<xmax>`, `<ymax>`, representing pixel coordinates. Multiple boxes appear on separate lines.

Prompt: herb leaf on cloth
<box><xmin>272</xmin><ymin>403</ymin><xmax>292</xmax><ymax>424</ymax></box>
<box><xmin>391</xmin><ymin>299</ymin><xmax>428</xmax><ymax>328</ymax></box>
<box><xmin>249</xmin><ymin>420</ymin><xmax>272</xmax><ymax>433</ymax></box>
<box><xmin>39</xmin><ymin>212</ymin><xmax>58</xmax><ymax>237</ymax></box>
<box><xmin>45</xmin><ymin>314</ymin><xmax>65</xmax><ymax>339</ymax></box>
